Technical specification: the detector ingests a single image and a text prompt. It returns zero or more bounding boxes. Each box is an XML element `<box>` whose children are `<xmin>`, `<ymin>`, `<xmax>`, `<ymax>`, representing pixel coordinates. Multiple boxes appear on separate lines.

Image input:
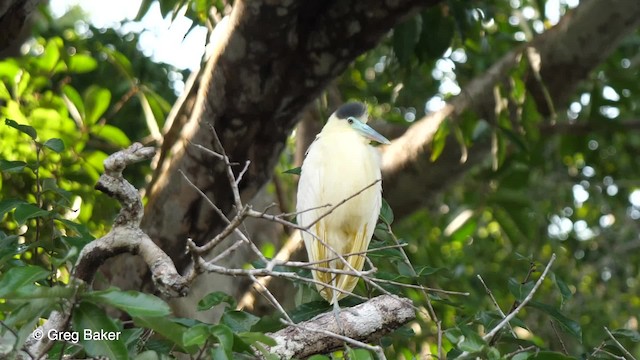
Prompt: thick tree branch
<box><xmin>381</xmin><ymin>0</ymin><xmax>640</xmax><ymax>218</ymax></box>
<box><xmin>23</xmin><ymin>144</ymin><xmax>188</xmax><ymax>359</ymax></box>
<box><xmin>141</xmin><ymin>0</ymin><xmax>443</xmax><ymax>276</ymax></box>
<box><xmin>267</xmin><ymin>295</ymin><xmax>415</xmax><ymax>359</ymax></box>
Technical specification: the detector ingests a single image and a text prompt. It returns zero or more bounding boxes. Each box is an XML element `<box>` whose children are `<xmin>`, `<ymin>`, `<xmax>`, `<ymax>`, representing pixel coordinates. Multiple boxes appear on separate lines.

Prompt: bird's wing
<box><xmin>334</xmin><ymin>184</ymin><xmax>382</xmax><ymax>300</ymax></box>
<box><xmin>296</xmin><ymin>141</ymin><xmax>329</xmax><ymax>292</ymax></box>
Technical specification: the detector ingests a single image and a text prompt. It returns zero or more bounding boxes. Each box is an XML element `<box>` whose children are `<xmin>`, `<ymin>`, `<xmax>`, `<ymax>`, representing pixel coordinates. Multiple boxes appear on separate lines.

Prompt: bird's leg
<box><xmin>330</xmin><ymin>267</ymin><xmax>345</xmax><ymax>335</ymax></box>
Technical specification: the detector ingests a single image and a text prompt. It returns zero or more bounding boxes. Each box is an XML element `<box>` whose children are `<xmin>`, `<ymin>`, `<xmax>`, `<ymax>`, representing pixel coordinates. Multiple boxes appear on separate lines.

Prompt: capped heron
<box><xmin>297</xmin><ymin>102</ymin><xmax>390</xmax><ymax>304</ymax></box>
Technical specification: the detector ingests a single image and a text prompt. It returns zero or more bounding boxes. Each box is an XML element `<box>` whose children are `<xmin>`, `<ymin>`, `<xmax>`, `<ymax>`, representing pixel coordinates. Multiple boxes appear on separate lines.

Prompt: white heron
<box><xmin>297</xmin><ymin>102</ymin><xmax>390</xmax><ymax>304</ymax></box>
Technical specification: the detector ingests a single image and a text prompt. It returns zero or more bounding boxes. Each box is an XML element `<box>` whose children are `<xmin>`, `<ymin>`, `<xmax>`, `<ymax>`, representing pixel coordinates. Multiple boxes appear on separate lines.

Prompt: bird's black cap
<box><xmin>334</xmin><ymin>102</ymin><xmax>367</xmax><ymax>120</ymax></box>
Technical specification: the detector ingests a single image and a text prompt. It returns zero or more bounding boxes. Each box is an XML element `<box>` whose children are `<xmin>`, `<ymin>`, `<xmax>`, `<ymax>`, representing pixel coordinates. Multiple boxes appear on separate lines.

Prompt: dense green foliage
<box><xmin>1</xmin><ymin>0</ymin><xmax>640</xmax><ymax>359</ymax></box>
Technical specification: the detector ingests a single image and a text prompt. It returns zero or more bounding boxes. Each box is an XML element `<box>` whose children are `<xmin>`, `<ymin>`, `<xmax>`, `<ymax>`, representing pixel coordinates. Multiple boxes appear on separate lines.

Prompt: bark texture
<box><xmin>381</xmin><ymin>0</ymin><xmax>640</xmax><ymax>217</ymax></box>
<box><xmin>129</xmin><ymin>0</ymin><xmax>441</xmax><ymax>296</ymax></box>
<box><xmin>267</xmin><ymin>295</ymin><xmax>415</xmax><ymax>359</ymax></box>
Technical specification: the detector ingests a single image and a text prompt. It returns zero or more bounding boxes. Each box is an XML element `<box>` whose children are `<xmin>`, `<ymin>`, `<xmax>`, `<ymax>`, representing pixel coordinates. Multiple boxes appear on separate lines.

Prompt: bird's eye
<box><xmin>347</xmin><ymin>118</ymin><xmax>354</xmax><ymax>124</ymax></box>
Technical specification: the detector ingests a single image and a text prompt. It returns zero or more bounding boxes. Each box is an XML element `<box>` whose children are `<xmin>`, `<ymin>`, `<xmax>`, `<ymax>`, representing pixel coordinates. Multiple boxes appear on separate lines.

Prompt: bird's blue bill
<box><xmin>348</xmin><ymin>117</ymin><xmax>391</xmax><ymax>144</ymax></box>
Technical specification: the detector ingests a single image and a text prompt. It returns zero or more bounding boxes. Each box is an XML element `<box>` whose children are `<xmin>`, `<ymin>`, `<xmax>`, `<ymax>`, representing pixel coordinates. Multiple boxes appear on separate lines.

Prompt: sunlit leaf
<box><xmin>91</xmin><ymin>124</ymin><xmax>131</xmax><ymax>147</ymax></box>
<box><xmin>36</xmin><ymin>38</ymin><xmax>61</xmax><ymax>73</ymax></box>
<box><xmin>62</xmin><ymin>84</ymin><xmax>85</xmax><ymax>119</ymax></box>
<box><xmin>84</xmin><ymin>86</ymin><xmax>111</xmax><ymax>125</ymax></box>
<box><xmin>68</xmin><ymin>54</ymin><xmax>98</xmax><ymax>73</ymax></box>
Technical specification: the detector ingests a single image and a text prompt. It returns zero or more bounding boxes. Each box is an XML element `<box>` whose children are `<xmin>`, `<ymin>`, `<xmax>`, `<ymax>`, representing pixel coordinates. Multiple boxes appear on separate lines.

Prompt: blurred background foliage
<box><xmin>1</xmin><ymin>0</ymin><xmax>639</xmax><ymax>358</ymax></box>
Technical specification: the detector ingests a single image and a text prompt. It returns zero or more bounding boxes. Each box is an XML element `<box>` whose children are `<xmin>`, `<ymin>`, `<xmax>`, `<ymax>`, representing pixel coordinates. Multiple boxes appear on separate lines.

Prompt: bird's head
<box><xmin>324</xmin><ymin>102</ymin><xmax>391</xmax><ymax>145</ymax></box>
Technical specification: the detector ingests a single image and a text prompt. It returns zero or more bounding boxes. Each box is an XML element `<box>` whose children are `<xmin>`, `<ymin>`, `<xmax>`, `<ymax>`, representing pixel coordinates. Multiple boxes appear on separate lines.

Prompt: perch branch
<box><xmin>266</xmin><ymin>295</ymin><xmax>414</xmax><ymax>359</ymax></box>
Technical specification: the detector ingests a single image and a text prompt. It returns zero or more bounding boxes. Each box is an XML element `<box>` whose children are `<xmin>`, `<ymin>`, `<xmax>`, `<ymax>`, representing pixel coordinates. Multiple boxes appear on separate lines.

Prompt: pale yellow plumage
<box><xmin>296</xmin><ymin>102</ymin><xmax>388</xmax><ymax>304</ymax></box>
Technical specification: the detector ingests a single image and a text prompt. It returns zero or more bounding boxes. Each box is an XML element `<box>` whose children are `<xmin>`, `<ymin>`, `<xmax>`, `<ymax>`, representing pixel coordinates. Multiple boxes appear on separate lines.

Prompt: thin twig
<box><xmin>477</xmin><ymin>274</ymin><xmax>517</xmax><ymax>338</ymax></box>
<box><xmin>455</xmin><ymin>254</ymin><xmax>557</xmax><ymax>360</ymax></box>
<box><xmin>483</xmin><ymin>254</ymin><xmax>556</xmax><ymax>340</ymax></box>
<box><xmin>305</xmin><ymin>179</ymin><xmax>381</xmax><ymax>229</ymax></box>
<box><xmin>248</xmin><ymin>274</ymin><xmax>293</xmax><ymax>323</ymax></box>
<box><xmin>504</xmin><ymin>345</ymin><xmax>537</xmax><ymax>358</ymax></box>
<box><xmin>550</xmin><ymin>320</ymin><xmax>568</xmax><ymax>355</ymax></box>
<box><xmin>605</xmin><ymin>326</ymin><xmax>637</xmax><ymax>360</ymax></box>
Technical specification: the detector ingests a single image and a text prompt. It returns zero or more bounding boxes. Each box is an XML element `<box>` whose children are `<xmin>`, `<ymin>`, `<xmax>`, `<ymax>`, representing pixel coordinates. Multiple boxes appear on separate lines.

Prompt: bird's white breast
<box><xmin>297</xmin><ymin>130</ymin><xmax>382</xmax><ymax>253</ymax></box>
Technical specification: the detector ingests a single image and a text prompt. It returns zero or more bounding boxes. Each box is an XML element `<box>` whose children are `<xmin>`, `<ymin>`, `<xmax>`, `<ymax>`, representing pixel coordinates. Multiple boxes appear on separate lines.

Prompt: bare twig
<box><xmin>483</xmin><ymin>254</ymin><xmax>556</xmax><ymax>340</ymax></box>
<box><xmin>605</xmin><ymin>326</ymin><xmax>637</xmax><ymax>360</ymax></box>
<box><xmin>455</xmin><ymin>254</ymin><xmax>557</xmax><ymax>359</ymax></box>
<box><xmin>550</xmin><ymin>320</ymin><xmax>568</xmax><ymax>355</ymax></box>
<box><xmin>477</xmin><ymin>274</ymin><xmax>517</xmax><ymax>338</ymax></box>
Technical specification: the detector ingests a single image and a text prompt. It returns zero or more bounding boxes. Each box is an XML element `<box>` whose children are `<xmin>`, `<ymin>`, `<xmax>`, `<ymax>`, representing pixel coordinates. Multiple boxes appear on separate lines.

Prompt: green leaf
<box><xmin>133</xmin><ymin>316</ymin><xmax>194</xmax><ymax>353</ymax></box>
<box><xmin>5</xmin><ymin>118</ymin><xmax>37</xmax><ymax>139</ymax></box>
<box><xmin>393</xmin><ymin>15</ymin><xmax>419</xmax><ymax>67</ymax></box>
<box><xmin>198</xmin><ymin>291</ymin><xmax>237</xmax><ymax>311</ymax></box>
<box><xmin>529</xmin><ymin>301</ymin><xmax>582</xmax><ymax>340</ymax></box>
<box><xmin>507</xmin><ymin>278</ymin><xmax>535</xmax><ymax>302</ymax></box>
<box><xmin>416</xmin><ymin>8</ymin><xmax>455</xmax><ymax>62</ymax></box>
<box><xmin>133</xmin><ymin>350</ymin><xmax>166</xmax><ymax>360</ymax></box>
<box><xmin>37</xmin><ymin>38</ymin><xmax>61</xmax><ymax>73</ymax></box>
<box><xmin>289</xmin><ymin>301</ymin><xmax>330</xmax><ymax>323</ymax></box>
<box><xmin>221</xmin><ymin>310</ymin><xmax>260</xmax><ymax>332</ymax></box>
<box><xmin>210</xmin><ymin>324</ymin><xmax>234</xmax><ymax>358</ymax></box>
<box><xmin>14</xmin><ymin>203</ymin><xmax>50</xmax><ymax>225</ymax></box>
<box><xmin>91</xmin><ymin>124</ymin><xmax>131</xmax><ymax>147</ymax></box>
<box><xmin>379</xmin><ymin>197</ymin><xmax>394</xmax><ymax>225</ymax></box>
<box><xmin>0</xmin><ymin>159</ymin><xmax>26</xmax><ymax>172</ymax></box>
<box><xmin>346</xmin><ymin>348</ymin><xmax>374</xmax><ymax>360</ymax></box>
<box><xmin>552</xmin><ymin>273</ymin><xmax>573</xmax><ymax>306</ymax></box>
<box><xmin>611</xmin><ymin>329</ymin><xmax>640</xmax><ymax>342</ymax></box>
<box><xmin>498</xmin><ymin>125</ymin><xmax>529</xmax><ymax>153</ymax></box>
<box><xmin>283</xmin><ymin>166</ymin><xmax>301</xmax><ymax>175</ymax></box>
<box><xmin>0</xmin><ymin>199</ymin><xmax>28</xmax><ymax>219</ymax></box>
<box><xmin>62</xmin><ymin>84</ymin><xmax>85</xmax><ymax>119</ymax></box>
<box><xmin>10</xmin><ymin>284</ymin><xmax>75</xmax><ymax>299</ymax></box>
<box><xmin>458</xmin><ymin>325</ymin><xmax>486</xmax><ymax>353</ymax></box>
<box><xmin>210</xmin><ymin>346</ymin><xmax>230</xmax><ymax>360</ymax></box>
<box><xmin>67</xmin><ymin>54</ymin><xmax>98</xmax><ymax>73</ymax></box>
<box><xmin>135</xmin><ymin>0</ymin><xmax>155</xmax><ymax>20</ymax></box>
<box><xmin>15</xmin><ymin>70</ymin><xmax>30</xmax><ymax>98</ymax></box>
<box><xmin>43</xmin><ymin>138</ymin><xmax>65</xmax><ymax>153</ymax></box>
<box><xmin>83</xmin><ymin>288</ymin><xmax>171</xmax><ymax>317</ymax></box>
<box><xmin>238</xmin><ymin>332</ymin><xmax>277</xmax><ymax>347</ymax></box>
<box><xmin>0</xmin><ymin>266</ymin><xmax>50</xmax><ymax>297</ymax></box>
<box><xmin>530</xmin><ymin>351</ymin><xmax>574</xmax><ymax>360</ymax></box>
<box><xmin>308</xmin><ymin>356</ymin><xmax>331</xmax><ymax>360</ymax></box>
<box><xmin>73</xmin><ymin>301</ymin><xmax>129</xmax><ymax>359</ymax></box>
<box><xmin>182</xmin><ymin>323</ymin><xmax>210</xmax><ymax>347</ymax></box>
<box><xmin>103</xmin><ymin>47</ymin><xmax>134</xmax><ymax>78</ymax></box>
<box><xmin>430</xmin><ymin>121</ymin><xmax>450</xmax><ymax>161</ymax></box>
<box><xmin>84</xmin><ymin>86</ymin><xmax>111</xmax><ymax>125</ymax></box>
